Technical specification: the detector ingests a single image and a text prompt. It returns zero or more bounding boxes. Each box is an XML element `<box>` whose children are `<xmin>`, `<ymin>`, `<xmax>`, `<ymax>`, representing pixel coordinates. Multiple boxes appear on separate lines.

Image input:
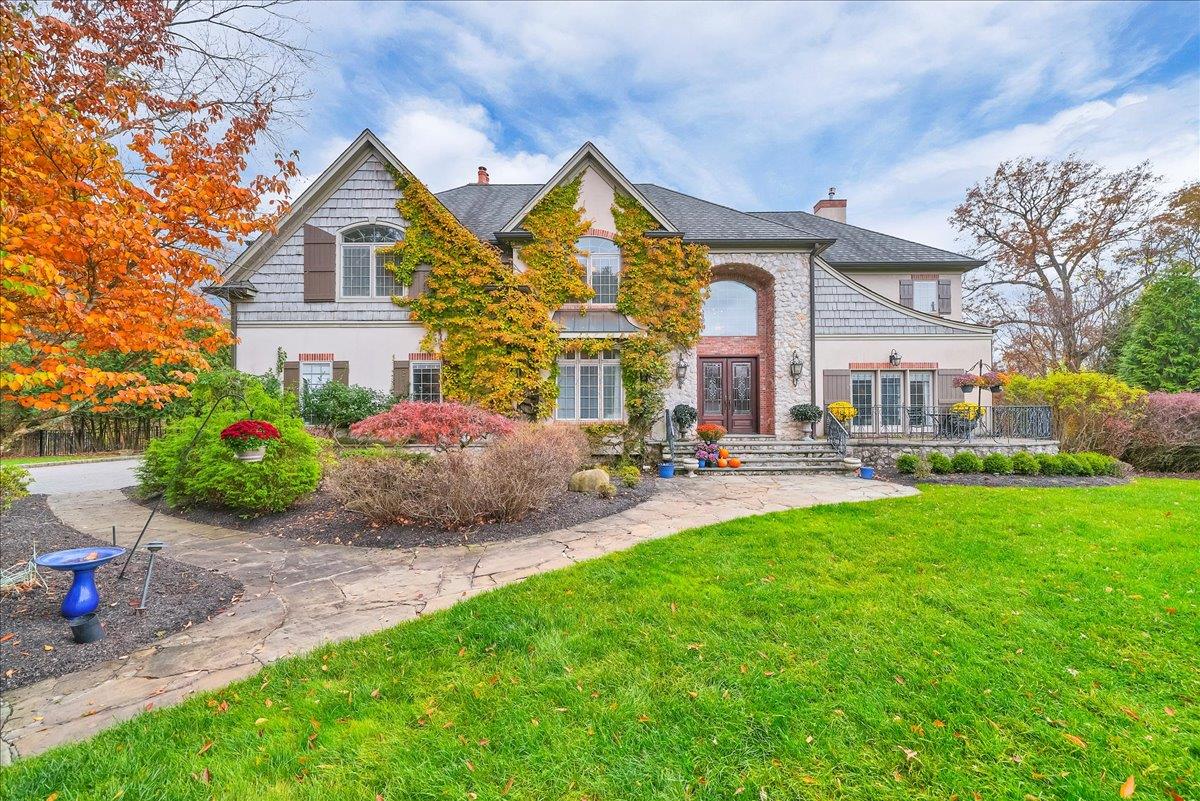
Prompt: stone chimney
<box><xmin>477</xmin><ymin>165</ymin><xmax>489</xmax><ymax>185</ymax></box>
<box><xmin>813</xmin><ymin>186</ymin><xmax>846</xmax><ymax>223</ymax></box>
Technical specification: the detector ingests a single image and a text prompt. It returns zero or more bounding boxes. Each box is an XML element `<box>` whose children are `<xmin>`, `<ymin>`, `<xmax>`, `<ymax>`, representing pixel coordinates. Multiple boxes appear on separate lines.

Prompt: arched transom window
<box><xmin>702</xmin><ymin>280</ymin><xmax>757</xmax><ymax>336</ymax></box>
<box><xmin>576</xmin><ymin>236</ymin><xmax>620</xmax><ymax>304</ymax></box>
<box><xmin>340</xmin><ymin>223</ymin><xmax>403</xmax><ymax>298</ymax></box>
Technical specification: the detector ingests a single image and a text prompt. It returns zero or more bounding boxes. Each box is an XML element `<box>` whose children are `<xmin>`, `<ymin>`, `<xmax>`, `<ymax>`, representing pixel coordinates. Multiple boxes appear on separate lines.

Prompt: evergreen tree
<box><xmin>1117</xmin><ymin>265</ymin><xmax>1200</xmax><ymax>391</ymax></box>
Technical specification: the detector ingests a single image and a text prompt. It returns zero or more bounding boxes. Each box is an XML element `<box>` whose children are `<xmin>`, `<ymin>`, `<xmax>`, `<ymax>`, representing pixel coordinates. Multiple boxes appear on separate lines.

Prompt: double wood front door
<box><xmin>698</xmin><ymin>357</ymin><xmax>758</xmax><ymax>434</ymax></box>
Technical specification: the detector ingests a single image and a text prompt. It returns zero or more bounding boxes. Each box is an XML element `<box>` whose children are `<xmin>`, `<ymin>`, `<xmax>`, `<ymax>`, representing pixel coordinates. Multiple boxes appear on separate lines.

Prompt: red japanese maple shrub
<box><xmin>349</xmin><ymin>402</ymin><xmax>515</xmax><ymax>450</ymax></box>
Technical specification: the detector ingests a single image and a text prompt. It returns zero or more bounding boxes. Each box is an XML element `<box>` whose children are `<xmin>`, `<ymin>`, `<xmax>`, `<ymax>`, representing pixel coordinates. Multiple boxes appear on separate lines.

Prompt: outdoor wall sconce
<box><xmin>889</xmin><ymin>349</ymin><xmax>902</xmax><ymax>367</ymax></box>
<box><xmin>789</xmin><ymin>351</ymin><xmax>804</xmax><ymax>386</ymax></box>
<box><xmin>675</xmin><ymin>352</ymin><xmax>689</xmax><ymax>388</ymax></box>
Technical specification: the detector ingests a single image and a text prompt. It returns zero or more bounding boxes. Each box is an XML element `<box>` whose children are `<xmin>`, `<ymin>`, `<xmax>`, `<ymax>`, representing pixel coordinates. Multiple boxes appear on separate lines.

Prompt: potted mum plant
<box><xmin>789</xmin><ymin>403</ymin><xmax>823</xmax><ymax>440</ymax></box>
<box><xmin>219</xmin><ymin>419</ymin><xmax>281</xmax><ymax>462</ymax></box>
<box><xmin>695</xmin><ymin>443</ymin><xmax>720</xmax><ymax>468</ymax></box>
<box><xmin>696</xmin><ymin>423</ymin><xmax>727</xmax><ymax>443</ymax></box>
<box><xmin>827</xmin><ymin>401</ymin><xmax>857</xmax><ymax>429</ymax></box>
<box><xmin>949</xmin><ymin>401</ymin><xmax>983</xmax><ymax>438</ymax></box>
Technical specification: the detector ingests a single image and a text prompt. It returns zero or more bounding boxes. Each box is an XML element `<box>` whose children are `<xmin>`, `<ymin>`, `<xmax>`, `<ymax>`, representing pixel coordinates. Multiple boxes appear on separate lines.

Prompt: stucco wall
<box><xmin>577</xmin><ymin>166</ymin><xmax>618</xmax><ymax>233</ymax></box>
<box><xmin>237</xmin><ymin>323</ymin><xmax>425</xmax><ymax>393</ymax></box>
<box><xmin>840</xmin><ymin>270</ymin><xmax>964</xmax><ymax>320</ymax></box>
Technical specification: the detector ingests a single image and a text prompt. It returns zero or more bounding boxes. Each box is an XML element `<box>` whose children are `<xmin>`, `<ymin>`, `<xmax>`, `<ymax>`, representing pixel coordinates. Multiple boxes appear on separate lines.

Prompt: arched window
<box><xmin>702</xmin><ymin>280</ymin><xmax>757</xmax><ymax>336</ymax></box>
<box><xmin>576</xmin><ymin>236</ymin><xmax>620</xmax><ymax>304</ymax></box>
<box><xmin>340</xmin><ymin>223</ymin><xmax>403</xmax><ymax>298</ymax></box>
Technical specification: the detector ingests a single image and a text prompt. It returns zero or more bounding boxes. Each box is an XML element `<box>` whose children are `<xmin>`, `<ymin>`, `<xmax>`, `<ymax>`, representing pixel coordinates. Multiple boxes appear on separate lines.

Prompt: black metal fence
<box><xmin>6</xmin><ymin>419</ymin><xmax>163</xmax><ymax>457</ymax></box>
<box><xmin>829</xmin><ymin>404</ymin><xmax>1053</xmax><ymax>443</ymax></box>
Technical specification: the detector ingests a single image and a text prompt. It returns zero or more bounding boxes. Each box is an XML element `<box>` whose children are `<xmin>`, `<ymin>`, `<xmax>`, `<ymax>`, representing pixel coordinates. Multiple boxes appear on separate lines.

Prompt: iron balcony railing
<box><xmin>825</xmin><ymin>404</ymin><xmax>1053</xmax><ymax>443</ymax></box>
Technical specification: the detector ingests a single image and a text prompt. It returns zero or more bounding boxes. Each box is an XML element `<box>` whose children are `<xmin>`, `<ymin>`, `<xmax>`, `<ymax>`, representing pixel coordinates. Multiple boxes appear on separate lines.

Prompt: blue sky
<box><xmin>277</xmin><ymin>0</ymin><xmax>1199</xmax><ymax>252</ymax></box>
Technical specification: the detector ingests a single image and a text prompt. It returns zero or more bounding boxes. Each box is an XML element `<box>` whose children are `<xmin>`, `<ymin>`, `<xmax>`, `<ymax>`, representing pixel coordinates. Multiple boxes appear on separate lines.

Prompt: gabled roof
<box><xmin>219</xmin><ymin>129</ymin><xmax>418</xmax><ymax>284</ymax></box>
<box><xmin>436</xmin><ymin>183</ymin><xmax>540</xmax><ymax>241</ymax></box>
<box><xmin>636</xmin><ymin>184</ymin><xmax>828</xmax><ymax>245</ymax></box>
<box><xmin>751</xmin><ymin>210</ymin><xmax>982</xmax><ymax>268</ymax></box>
<box><xmin>498</xmin><ymin>142</ymin><xmax>677</xmax><ymax>235</ymax></box>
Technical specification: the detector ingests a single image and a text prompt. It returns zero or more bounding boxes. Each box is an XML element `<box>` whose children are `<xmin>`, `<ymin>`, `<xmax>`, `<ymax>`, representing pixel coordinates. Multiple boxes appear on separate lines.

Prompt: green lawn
<box><xmin>0</xmin><ymin>453</ymin><xmax>127</xmax><ymax>466</ymax></box>
<box><xmin>5</xmin><ymin>480</ymin><xmax>1198</xmax><ymax>800</ymax></box>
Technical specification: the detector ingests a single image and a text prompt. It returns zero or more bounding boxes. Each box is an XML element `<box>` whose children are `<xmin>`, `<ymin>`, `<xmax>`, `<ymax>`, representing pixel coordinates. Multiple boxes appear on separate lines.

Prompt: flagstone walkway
<box><xmin>0</xmin><ymin>474</ymin><xmax>915</xmax><ymax>761</ymax></box>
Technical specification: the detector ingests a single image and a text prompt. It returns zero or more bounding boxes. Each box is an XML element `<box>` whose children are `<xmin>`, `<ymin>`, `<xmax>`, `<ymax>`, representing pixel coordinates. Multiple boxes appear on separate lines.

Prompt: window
<box><xmin>912</xmin><ymin>279</ymin><xmax>938</xmax><ymax>314</ymax></box>
<box><xmin>880</xmin><ymin>371</ymin><xmax>903</xmax><ymax>427</ymax></box>
<box><xmin>908</xmin><ymin>371</ymin><xmax>933</xmax><ymax>428</ymax></box>
<box><xmin>851</xmin><ymin>371</ymin><xmax>874</xmax><ymax>427</ymax></box>
<box><xmin>556</xmin><ymin>349</ymin><xmax>622</xmax><ymax>420</ymax></box>
<box><xmin>576</xmin><ymin>236</ymin><xmax>620</xmax><ymax>304</ymax></box>
<box><xmin>340</xmin><ymin>224</ymin><xmax>404</xmax><ymax>299</ymax></box>
<box><xmin>702</xmin><ymin>281</ymin><xmax>757</xmax><ymax>336</ymax></box>
<box><xmin>300</xmin><ymin>361</ymin><xmax>333</xmax><ymax>394</ymax></box>
<box><xmin>410</xmin><ymin>361</ymin><xmax>441</xmax><ymax>403</ymax></box>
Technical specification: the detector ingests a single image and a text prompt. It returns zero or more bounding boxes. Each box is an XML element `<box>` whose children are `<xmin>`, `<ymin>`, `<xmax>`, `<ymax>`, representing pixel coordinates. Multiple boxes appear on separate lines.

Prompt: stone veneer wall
<box><xmin>662</xmin><ymin>250</ymin><xmax>812</xmax><ymax>439</ymax></box>
<box><xmin>852</xmin><ymin>440</ymin><xmax>1060</xmax><ymax>467</ymax></box>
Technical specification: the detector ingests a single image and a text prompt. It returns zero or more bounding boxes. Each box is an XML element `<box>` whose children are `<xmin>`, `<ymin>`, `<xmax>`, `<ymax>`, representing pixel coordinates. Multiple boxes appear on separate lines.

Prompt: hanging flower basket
<box><xmin>952</xmin><ymin>373</ymin><xmax>984</xmax><ymax>394</ymax></box>
<box><xmin>982</xmin><ymin>370</ymin><xmax>1009</xmax><ymax>393</ymax></box>
<box><xmin>220</xmin><ymin>420</ymin><xmax>281</xmax><ymax>462</ymax></box>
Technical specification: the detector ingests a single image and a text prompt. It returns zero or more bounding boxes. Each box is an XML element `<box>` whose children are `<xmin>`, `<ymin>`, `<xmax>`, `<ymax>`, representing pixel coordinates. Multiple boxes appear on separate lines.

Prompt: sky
<box><xmin>269</xmin><ymin>0</ymin><xmax>1199</xmax><ymax>253</ymax></box>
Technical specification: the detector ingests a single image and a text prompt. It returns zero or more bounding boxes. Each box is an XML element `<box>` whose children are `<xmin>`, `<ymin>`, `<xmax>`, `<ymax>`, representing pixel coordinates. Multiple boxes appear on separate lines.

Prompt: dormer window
<box><xmin>576</xmin><ymin>236</ymin><xmax>620</xmax><ymax>304</ymax></box>
<box><xmin>340</xmin><ymin>223</ymin><xmax>403</xmax><ymax>299</ymax></box>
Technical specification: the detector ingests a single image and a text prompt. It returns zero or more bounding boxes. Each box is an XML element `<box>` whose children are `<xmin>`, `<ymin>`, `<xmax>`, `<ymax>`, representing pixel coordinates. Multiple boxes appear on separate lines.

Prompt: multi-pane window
<box><xmin>880</xmin><ymin>371</ymin><xmax>903</xmax><ymax>427</ymax></box>
<box><xmin>410</xmin><ymin>362</ymin><xmax>441</xmax><ymax>403</ymax></box>
<box><xmin>908</xmin><ymin>371</ymin><xmax>933</xmax><ymax>428</ymax></box>
<box><xmin>851</xmin><ymin>371</ymin><xmax>874</xmax><ymax>428</ymax></box>
<box><xmin>300</xmin><ymin>361</ymin><xmax>333</xmax><ymax>394</ymax></box>
<box><xmin>702</xmin><ymin>280</ymin><xmax>757</xmax><ymax>336</ymax></box>
<box><xmin>912</xmin><ymin>280</ymin><xmax>938</xmax><ymax>314</ymax></box>
<box><xmin>576</xmin><ymin>236</ymin><xmax>620</xmax><ymax>304</ymax></box>
<box><xmin>340</xmin><ymin>224</ymin><xmax>404</xmax><ymax>298</ymax></box>
<box><xmin>556</xmin><ymin>350</ymin><xmax>622</xmax><ymax>420</ymax></box>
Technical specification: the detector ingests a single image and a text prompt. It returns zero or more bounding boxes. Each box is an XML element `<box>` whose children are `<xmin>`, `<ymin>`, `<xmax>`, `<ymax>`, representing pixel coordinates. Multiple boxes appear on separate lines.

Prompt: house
<box><xmin>210</xmin><ymin>130</ymin><xmax>994</xmax><ymax>438</ymax></box>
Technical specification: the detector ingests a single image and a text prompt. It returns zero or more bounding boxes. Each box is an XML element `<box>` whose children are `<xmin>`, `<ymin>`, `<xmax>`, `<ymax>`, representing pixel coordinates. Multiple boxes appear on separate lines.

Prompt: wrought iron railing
<box><xmin>825</xmin><ymin>404</ymin><xmax>1053</xmax><ymax>443</ymax></box>
<box><xmin>825</xmin><ymin>410</ymin><xmax>849</xmax><ymax>455</ymax></box>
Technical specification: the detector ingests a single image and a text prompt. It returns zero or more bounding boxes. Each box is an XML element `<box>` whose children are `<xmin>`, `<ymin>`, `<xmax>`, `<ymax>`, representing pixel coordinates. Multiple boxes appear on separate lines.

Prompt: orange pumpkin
<box><xmin>729</xmin><ymin>457</ymin><xmax>742</xmax><ymax>468</ymax></box>
<box><xmin>716</xmin><ymin>458</ymin><xmax>729</xmax><ymax>468</ymax></box>
<box><xmin>718</xmin><ymin>448</ymin><xmax>729</xmax><ymax>459</ymax></box>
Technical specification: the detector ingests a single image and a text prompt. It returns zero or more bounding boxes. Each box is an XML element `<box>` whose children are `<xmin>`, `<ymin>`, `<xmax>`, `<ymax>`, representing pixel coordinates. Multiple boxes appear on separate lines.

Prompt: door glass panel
<box><xmin>908</xmin><ymin>371</ymin><xmax>932</xmax><ymax>427</ymax></box>
<box><xmin>851</xmin><ymin>372</ymin><xmax>874</xmax><ymax>428</ymax></box>
<box><xmin>702</xmin><ymin>362</ymin><xmax>723</xmax><ymax>415</ymax></box>
<box><xmin>881</xmin><ymin>372</ymin><xmax>902</xmax><ymax>426</ymax></box>
<box><xmin>732</xmin><ymin>362</ymin><xmax>752</xmax><ymax>415</ymax></box>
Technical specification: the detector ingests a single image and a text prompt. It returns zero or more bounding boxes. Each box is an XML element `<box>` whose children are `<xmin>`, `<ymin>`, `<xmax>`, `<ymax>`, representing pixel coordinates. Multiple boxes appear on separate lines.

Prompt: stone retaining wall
<box><xmin>851</xmin><ymin>439</ymin><xmax>1059</xmax><ymax>467</ymax></box>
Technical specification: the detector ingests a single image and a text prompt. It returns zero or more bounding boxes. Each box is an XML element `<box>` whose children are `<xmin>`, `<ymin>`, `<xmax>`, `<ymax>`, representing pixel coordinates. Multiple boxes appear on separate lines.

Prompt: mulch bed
<box><xmin>0</xmin><ymin>496</ymin><xmax>243</xmax><ymax>692</ymax></box>
<box><xmin>126</xmin><ymin>479</ymin><xmax>660</xmax><ymax>549</ymax></box>
<box><xmin>882</xmin><ymin>471</ymin><xmax>1129</xmax><ymax>488</ymax></box>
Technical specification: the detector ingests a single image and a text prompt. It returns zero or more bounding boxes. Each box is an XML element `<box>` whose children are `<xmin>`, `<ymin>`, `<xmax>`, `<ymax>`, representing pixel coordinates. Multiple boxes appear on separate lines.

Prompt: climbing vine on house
<box><xmin>518</xmin><ymin>177</ymin><xmax>594</xmax><ymax>308</ymax></box>
<box><xmin>613</xmin><ymin>194</ymin><xmax>712</xmax><ymax>437</ymax></box>
<box><xmin>388</xmin><ymin>169</ymin><xmax>561</xmax><ymax>417</ymax></box>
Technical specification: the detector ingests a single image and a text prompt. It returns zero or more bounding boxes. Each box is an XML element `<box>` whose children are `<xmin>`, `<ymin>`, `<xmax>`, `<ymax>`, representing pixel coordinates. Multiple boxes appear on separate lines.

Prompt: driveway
<box><xmin>1</xmin><ymin>474</ymin><xmax>917</xmax><ymax>760</ymax></box>
<box><xmin>25</xmin><ymin>458</ymin><xmax>141</xmax><ymax>495</ymax></box>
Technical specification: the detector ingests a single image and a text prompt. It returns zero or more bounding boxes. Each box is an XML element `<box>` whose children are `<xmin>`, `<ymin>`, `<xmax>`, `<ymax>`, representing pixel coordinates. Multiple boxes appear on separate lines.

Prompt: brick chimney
<box><xmin>477</xmin><ymin>165</ymin><xmax>489</xmax><ymax>185</ymax></box>
<box><xmin>813</xmin><ymin>186</ymin><xmax>846</xmax><ymax>223</ymax></box>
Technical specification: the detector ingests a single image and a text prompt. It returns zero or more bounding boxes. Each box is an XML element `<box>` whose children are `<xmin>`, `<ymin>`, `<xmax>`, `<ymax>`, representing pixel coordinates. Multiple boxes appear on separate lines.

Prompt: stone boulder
<box><xmin>568</xmin><ymin>468</ymin><xmax>611</xmax><ymax>494</ymax></box>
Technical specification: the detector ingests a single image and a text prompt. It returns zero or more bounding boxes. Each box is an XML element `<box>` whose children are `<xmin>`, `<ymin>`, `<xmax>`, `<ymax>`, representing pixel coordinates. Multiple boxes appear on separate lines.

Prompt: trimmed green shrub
<box><xmin>0</xmin><ymin>463</ymin><xmax>32</xmax><ymax>512</ymax></box>
<box><xmin>928</xmin><ymin>452</ymin><xmax>953</xmax><ymax>474</ymax></box>
<box><xmin>1011</xmin><ymin>451</ymin><xmax>1040</xmax><ymax>476</ymax></box>
<box><xmin>895</xmin><ymin>454</ymin><xmax>921</xmax><ymax>475</ymax></box>
<box><xmin>951</xmin><ymin>451</ymin><xmax>984</xmax><ymax>473</ymax></box>
<box><xmin>1036</xmin><ymin>452</ymin><xmax>1062</xmax><ymax>476</ymax></box>
<box><xmin>303</xmin><ymin>382</ymin><xmax>394</xmax><ymax>433</ymax></box>
<box><xmin>982</xmin><ymin>453</ymin><xmax>1013</xmax><ymax>475</ymax></box>
<box><xmin>1077</xmin><ymin>451</ymin><xmax>1121</xmax><ymax>477</ymax></box>
<box><xmin>1056</xmin><ymin>453</ymin><xmax>1089</xmax><ymax>476</ymax></box>
<box><xmin>139</xmin><ymin>377</ymin><xmax>321</xmax><ymax>514</ymax></box>
<box><xmin>609</xmin><ymin>463</ymin><xmax>641</xmax><ymax>488</ymax></box>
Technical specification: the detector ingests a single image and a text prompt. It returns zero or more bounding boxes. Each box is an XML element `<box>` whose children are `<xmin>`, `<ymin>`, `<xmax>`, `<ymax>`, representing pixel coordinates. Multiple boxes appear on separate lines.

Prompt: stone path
<box><xmin>0</xmin><ymin>475</ymin><xmax>915</xmax><ymax>760</ymax></box>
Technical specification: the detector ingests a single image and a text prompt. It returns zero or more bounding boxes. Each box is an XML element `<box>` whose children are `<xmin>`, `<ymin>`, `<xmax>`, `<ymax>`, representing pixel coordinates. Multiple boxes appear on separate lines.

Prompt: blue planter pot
<box><xmin>859</xmin><ymin>466</ymin><xmax>876</xmax><ymax>480</ymax></box>
<box><xmin>659</xmin><ymin>463</ymin><xmax>676</xmax><ymax>478</ymax></box>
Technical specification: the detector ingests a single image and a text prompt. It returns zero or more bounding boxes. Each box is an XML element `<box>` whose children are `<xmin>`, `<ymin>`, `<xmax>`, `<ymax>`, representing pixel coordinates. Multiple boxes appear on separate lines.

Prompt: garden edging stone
<box><xmin>0</xmin><ymin>475</ymin><xmax>915</xmax><ymax>759</ymax></box>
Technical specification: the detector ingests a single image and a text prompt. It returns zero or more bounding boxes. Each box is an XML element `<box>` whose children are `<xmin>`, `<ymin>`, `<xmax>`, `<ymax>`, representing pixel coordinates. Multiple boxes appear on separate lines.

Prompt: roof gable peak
<box><xmin>499</xmin><ymin>142</ymin><xmax>677</xmax><ymax>234</ymax></box>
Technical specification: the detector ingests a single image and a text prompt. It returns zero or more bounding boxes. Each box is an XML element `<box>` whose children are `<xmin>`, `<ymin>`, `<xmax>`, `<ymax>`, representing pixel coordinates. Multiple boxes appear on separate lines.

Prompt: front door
<box><xmin>699</xmin><ymin>357</ymin><xmax>758</xmax><ymax>433</ymax></box>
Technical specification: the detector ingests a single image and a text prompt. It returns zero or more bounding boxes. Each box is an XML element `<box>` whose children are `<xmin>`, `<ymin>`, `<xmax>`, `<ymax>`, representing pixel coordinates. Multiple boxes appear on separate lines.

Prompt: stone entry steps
<box><xmin>670</xmin><ymin>437</ymin><xmax>853</xmax><ymax>475</ymax></box>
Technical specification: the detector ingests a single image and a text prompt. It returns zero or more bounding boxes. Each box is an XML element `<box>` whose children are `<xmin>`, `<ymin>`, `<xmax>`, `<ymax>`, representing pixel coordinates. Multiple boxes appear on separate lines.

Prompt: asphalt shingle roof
<box><xmin>435</xmin><ymin>183</ymin><xmax>981</xmax><ymax>267</ymax></box>
<box><xmin>751</xmin><ymin>210</ymin><xmax>980</xmax><ymax>266</ymax></box>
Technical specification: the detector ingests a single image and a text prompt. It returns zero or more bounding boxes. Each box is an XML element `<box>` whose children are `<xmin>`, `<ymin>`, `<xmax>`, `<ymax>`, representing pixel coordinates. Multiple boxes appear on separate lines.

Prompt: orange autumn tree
<box><xmin>0</xmin><ymin>2</ymin><xmax>298</xmax><ymax>447</ymax></box>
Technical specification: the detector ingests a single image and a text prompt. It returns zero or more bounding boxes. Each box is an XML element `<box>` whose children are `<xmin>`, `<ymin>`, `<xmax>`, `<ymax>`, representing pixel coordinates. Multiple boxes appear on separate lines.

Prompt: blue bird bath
<box><xmin>36</xmin><ymin>547</ymin><xmax>125</xmax><ymax>642</ymax></box>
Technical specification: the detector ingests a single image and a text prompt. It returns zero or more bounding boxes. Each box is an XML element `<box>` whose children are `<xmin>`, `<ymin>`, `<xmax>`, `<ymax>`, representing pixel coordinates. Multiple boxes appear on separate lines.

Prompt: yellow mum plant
<box><xmin>828</xmin><ymin>401</ymin><xmax>857</xmax><ymax>423</ymax></box>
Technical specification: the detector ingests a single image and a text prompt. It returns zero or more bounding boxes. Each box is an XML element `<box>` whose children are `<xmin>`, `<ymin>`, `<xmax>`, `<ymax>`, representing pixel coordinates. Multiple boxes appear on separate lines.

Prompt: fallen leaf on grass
<box><xmin>193</xmin><ymin>768</ymin><xmax>212</xmax><ymax>784</ymax></box>
<box><xmin>1062</xmin><ymin>733</ymin><xmax>1087</xmax><ymax>748</ymax></box>
<box><xmin>501</xmin><ymin>777</ymin><xmax>515</xmax><ymax>796</ymax></box>
<box><xmin>898</xmin><ymin>746</ymin><xmax>918</xmax><ymax>761</ymax></box>
<box><xmin>198</xmin><ymin>740</ymin><xmax>213</xmax><ymax>755</ymax></box>
<box><xmin>1163</xmin><ymin>707</ymin><xmax>1175</xmax><ymax>716</ymax></box>
<box><xmin>254</xmin><ymin>717</ymin><xmax>267</xmax><ymax>726</ymax></box>
<box><xmin>1119</xmin><ymin>775</ymin><xmax>1135</xmax><ymax>797</ymax></box>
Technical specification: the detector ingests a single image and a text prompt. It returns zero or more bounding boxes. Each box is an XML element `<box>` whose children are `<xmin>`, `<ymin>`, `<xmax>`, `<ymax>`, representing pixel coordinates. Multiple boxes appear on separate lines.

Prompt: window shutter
<box><xmin>899</xmin><ymin>279</ymin><xmax>914</xmax><ymax>308</ymax></box>
<box><xmin>332</xmin><ymin>361</ymin><xmax>349</xmax><ymax>385</ymax></box>
<box><xmin>937</xmin><ymin>278</ymin><xmax>951</xmax><ymax>315</ymax></box>
<box><xmin>822</xmin><ymin>369</ymin><xmax>852</xmax><ymax>405</ymax></box>
<box><xmin>283</xmin><ymin>361</ymin><xmax>300</xmax><ymax>393</ymax></box>
<box><xmin>408</xmin><ymin>265</ymin><xmax>431</xmax><ymax>298</ymax></box>
<box><xmin>303</xmin><ymin>224</ymin><xmax>336</xmax><ymax>302</ymax></box>
<box><xmin>936</xmin><ymin>369</ymin><xmax>960</xmax><ymax>405</ymax></box>
<box><xmin>392</xmin><ymin>360</ymin><xmax>410</xmax><ymax>398</ymax></box>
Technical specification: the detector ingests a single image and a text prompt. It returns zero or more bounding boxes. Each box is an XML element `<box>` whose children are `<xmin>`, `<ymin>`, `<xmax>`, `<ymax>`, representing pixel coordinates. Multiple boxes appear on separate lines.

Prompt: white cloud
<box><xmin>849</xmin><ymin>79</ymin><xmax>1200</xmax><ymax>252</ymax></box>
